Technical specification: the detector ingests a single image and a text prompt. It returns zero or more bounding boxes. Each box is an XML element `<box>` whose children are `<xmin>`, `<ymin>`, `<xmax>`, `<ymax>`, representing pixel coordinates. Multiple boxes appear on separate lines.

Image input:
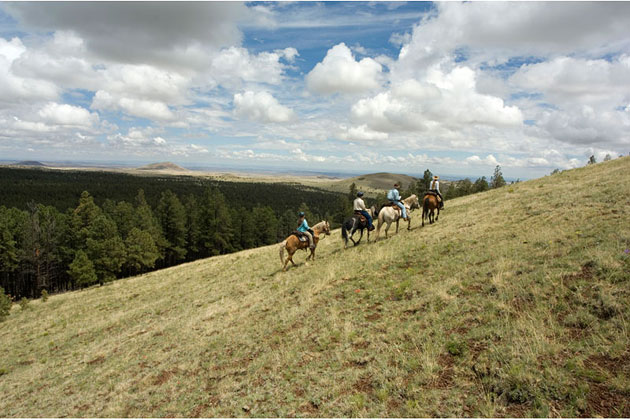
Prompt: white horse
<box><xmin>374</xmin><ymin>194</ymin><xmax>420</xmax><ymax>240</ymax></box>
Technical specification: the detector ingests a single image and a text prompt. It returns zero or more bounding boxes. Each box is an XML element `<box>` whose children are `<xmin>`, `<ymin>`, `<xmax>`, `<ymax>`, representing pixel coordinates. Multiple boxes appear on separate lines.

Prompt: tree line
<box><xmin>0</xmin><ymin>169</ymin><xmax>356</xmax><ymax>300</ymax></box>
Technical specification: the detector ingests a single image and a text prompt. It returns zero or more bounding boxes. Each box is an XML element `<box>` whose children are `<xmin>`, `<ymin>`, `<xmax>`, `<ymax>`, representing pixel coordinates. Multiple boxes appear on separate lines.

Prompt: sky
<box><xmin>1</xmin><ymin>1</ymin><xmax>629</xmax><ymax>179</ymax></box>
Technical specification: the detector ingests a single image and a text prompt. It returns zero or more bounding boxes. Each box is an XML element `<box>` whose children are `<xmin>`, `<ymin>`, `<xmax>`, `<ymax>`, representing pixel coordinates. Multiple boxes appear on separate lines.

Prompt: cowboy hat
<box><xmin>433</xmin><ymin>175</ymin><xmax>439</xmax><ymax>180</ymax></box>
<box><xmin>393</xmin><ymin>183</ymin><xmax>400</xmax><ymax>188</ymax></box>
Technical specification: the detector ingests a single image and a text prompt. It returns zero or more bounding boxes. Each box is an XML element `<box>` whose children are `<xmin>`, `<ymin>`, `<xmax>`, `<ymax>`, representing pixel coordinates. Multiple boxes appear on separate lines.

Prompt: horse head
<box><xmin>406</xmin><ymin>194</ymin><xmax>420</xmax><ymax>210</ymax></box>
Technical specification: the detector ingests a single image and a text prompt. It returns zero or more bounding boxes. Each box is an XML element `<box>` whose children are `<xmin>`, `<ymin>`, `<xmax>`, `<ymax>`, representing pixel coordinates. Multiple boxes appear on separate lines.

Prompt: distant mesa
<box><xmin>12</xmin><ymin>161</ymin><xmax>47</xmax><ymax>167</ymax></box>
<box><xmin>137</xmin><ymin>162</ymin><xmax>188</xmax><ymax>172</ymax></box>
<box><xmin>342</xmin><ymin>172</ymin><xmax>418</xmax><ymax>191</ymax></box>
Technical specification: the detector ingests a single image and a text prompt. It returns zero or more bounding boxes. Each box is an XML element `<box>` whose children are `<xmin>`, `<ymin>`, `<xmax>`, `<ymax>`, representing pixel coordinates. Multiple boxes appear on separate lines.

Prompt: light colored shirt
<box><xmin>353</xmin><ymin>197</ymin><xmax>367</xmax><ymax>211</ymax></box>
<box><xmin>387</xmin><ymin>189</ymin><xmax>401</xmax><ymax>202</ymax></box>
<box><xmin>430</xmin><ymin>180</ymin><xmax>440</xmax><ymax>194</ymax></box>
<box><xmin>297</xmin><ymin>219</ymin><xmax>310</xmax><ymax>232</ymax></box>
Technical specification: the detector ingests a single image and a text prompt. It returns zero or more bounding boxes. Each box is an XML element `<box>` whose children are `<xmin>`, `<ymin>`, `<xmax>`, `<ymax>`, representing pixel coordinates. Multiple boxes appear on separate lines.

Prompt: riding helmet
<box><xmin>298</xmin><ymin>211</ymin><xmax>305</xmax><ymax>217</ymax></box>
<box><xmin>357</xmin><ymin>191</ymin><xmax>364</xmax><ymax>197</ymax></box>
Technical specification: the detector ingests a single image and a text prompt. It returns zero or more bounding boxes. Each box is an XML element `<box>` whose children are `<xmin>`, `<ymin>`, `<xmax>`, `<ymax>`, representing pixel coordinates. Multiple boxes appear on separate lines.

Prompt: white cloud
<box><xmin>306</xmin><ymin>43</ymin><xmax>383</xmax><ymax>95</ymax></box>
<box><xmin>350</xmin><ymin>66</ymin><xmax>522</xmax><ymax>135</ymax></box>
<box><xmin>38</xmin><ymin>102</ymin><xmax>99</xmax><ymax>128</ymax></box>
<box><xmin>233</xmin><ymin>91</ymin><xmax>295</xmax><ymax>123</ymax></box>
<box><xmin>209</xmin><ymin>47</ymin><xmax>295</xmax><ymax>89</ymax></box>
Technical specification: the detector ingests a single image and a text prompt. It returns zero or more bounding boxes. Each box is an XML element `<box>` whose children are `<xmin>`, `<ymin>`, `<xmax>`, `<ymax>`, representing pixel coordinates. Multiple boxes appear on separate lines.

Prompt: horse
<box><xmin>279</xmin><ymin>221</ymin><xmax>331</xmax><ymax>271</ymax></box>
<box><xmin>374</xmin><ymin>194</ymin><xmax>420</xmax><ymax>240</ymax></box>
<box><xmin>422</xmin><ymin>193</ymin><xmax>440</xmax><ymax>226</ymax></box>
<box><xmin>341</xmin><ymin>205</ymin><xmax>376</xmax><ymax>248</ymax></box>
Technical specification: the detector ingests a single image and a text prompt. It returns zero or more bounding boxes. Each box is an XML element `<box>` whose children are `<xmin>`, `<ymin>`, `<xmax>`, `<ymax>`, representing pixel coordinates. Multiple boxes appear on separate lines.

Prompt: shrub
<box><xmin>19</xmin><ymin>297</ymin><xmax>29</xmax><ymax>311</ymax></box>
<box><xmin>0</xmin><ymin>287</ymin><xmax>11</xmax><ymax>321</ymax></box>
<box><xmin>41</xmin><ymin>289</ymin><xmax>49</xmax><ymax>302</ymax></box>
<box><xmin>446</xmin><ymin>339</ymin><xmax>468</xmax><ymax>356</ymax></box>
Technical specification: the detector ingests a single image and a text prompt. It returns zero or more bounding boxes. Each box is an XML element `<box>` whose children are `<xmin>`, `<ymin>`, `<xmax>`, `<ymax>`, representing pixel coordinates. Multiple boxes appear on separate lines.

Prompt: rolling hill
<box><xmin>308</xmin><ymin>172</ymin><xmax>419</xmax><ymax>197</ymax></box>
<box><xmin>1</xmin><ymin>157</ymin><xmax>629</xmax><ymax>417</ymax></box>
<box><xmin>137</xmin><ymin>162</ymin><xmax>189</xmax><ymax>172</ymax></box>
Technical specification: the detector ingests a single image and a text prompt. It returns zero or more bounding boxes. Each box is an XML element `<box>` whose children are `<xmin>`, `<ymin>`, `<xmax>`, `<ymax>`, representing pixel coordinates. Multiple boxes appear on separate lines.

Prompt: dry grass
<box><xmin>1</xmin><ymin>157</ymin><xmax>630</xmax><ymax>417</ymax></box>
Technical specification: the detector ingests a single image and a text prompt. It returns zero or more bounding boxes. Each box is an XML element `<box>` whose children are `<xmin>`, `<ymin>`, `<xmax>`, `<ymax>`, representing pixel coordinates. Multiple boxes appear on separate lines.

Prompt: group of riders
<box><xmin>293</xmin><ymin>175</ymin><xmax>445</xmax><ymax>248</ymax></box>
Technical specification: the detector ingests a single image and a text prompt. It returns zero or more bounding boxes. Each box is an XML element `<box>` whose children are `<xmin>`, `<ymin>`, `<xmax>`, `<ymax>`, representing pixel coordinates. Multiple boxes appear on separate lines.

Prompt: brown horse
<box><xmin>422</xmin><ymin>194</ymin><xmax>440</xmax><ymax>226</ymax></box>
<box><xmin>279</xmin><ymin>221</ymin><xmax>331</xmax><ymax>271</ymax></box>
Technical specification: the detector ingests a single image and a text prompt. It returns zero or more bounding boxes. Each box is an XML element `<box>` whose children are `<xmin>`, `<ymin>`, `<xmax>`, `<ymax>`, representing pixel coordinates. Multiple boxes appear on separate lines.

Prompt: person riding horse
<box><xmin>354</xmin><ymin>192</ymin><xmax>374</xmax><ymax>231</ymax></box>
<box><xmin>387</xmin><ymin>183</ymin><xmax>408</xmax><ymax>221</ymax></box>
<box><xmin>296</xmin><ymin>212</ymin><xmax>315</xmax><ymax>249</ymax></box>
<box><xmin>429</xmin><ymin>175</ymin><xmax>444</xmax><ymax>209</ymax></box>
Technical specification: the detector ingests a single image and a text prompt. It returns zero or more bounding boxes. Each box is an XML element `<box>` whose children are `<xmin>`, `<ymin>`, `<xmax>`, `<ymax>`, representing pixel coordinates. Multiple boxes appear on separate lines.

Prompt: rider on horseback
<box><xmin>296</xmin><ymin>212</ymin><xmax>316</xmax><ymax>249</ymax></box>
<box><xmin>387</xmin><ymin>183</ymin><xmax>408</xmax><ymax>221</ymax></box>
<box><xmin>354</xmin><ymin>192</ymin><xmax>374</xmax><ymax>231</ymax></box>
<box><xmin>429</xmin><ymin>176</ymin><xmax>444</xmax><ymax>209</ymax></box>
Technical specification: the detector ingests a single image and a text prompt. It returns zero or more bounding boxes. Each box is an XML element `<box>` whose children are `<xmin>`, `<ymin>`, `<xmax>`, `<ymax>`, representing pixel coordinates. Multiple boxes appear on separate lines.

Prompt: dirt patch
<box><xmin>354</xmin><ymin>375</ymin><xmax>374</xmax><ymax>393</ymax></box>
<box><xmin>584</xmin><ymin>383</ymin><xmax>630</xmax><ymax>417</ymax></box>
<box><xmin>562</xmin><ymin>262</ymin><xmax>596</xmax><ymax>285</ymax></box>
<box><xmin>299</xmin><ymin>401</ymin><xmax>319</xmax><ymax>415</ymax></box>
<box><xmin>152</xmin><ymin>368</ymin><xmax>178</xmax><ymax>385</ymax></box>
<box><xmin>433</xmin><ymin>354</ymin><xmax>454</xmax><ymax>389</ymax></box>
<box><xmin>352</xmin><ymin>340</ymin><xmax>371</xmax><ymax>350</ymax></box>
<box><xmin>190</xmin><ymin>403</ymin><xmax>209</xmax><ymax>417</ymax></box>
<box><xmin>293</xmin><ymin>386</ymin><xmax>305</xmax><ymax>397</ymax></box>
<box><xmin>365</xmin><ymin>312</ymin><xmax>381</xmax><ymax>321</ymax></box>
<box><xmin>87</xmin><ymin>355</ymin><xmax>105</xmax><ymax>365</ymax></box>
<box><xmin>505</xmin><ymin>402</ymin><xmax>529</xmax><ymax>417</ymax></box>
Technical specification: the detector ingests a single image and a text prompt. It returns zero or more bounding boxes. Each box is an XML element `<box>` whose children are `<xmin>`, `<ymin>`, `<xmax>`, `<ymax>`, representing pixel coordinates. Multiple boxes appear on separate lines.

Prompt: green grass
<box><xmin>1</xmin><ymin>158</ymin><xmax>630</xmax><ymax>417</ymax></box>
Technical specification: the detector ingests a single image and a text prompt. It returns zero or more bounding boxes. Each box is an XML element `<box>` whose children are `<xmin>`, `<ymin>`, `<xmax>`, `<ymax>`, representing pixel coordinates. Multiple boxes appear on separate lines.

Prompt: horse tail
<box><xmin>342</xmin><ymin>222</ymin><xmax>348</xmax><ymax>241</ymax></box>
<box><xmin>279</xmin><ymin>240</ymin><xmax>286</xmax><ymax>263</ymax></box>
<box><xmin>423</xmin><ymin>197</ymin><xmax>430</xmax><ymax>218</ymax></box>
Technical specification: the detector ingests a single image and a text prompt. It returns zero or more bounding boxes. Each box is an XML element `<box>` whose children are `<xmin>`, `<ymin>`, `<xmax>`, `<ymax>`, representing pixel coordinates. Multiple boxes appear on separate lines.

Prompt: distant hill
<box><xmin>137</xmin><ymin>162</ymin><xmax>188</xmax><ymax>172</ymax></box>
<box><xmin>12</xmin><ymin>161</ymin><xmax>46</xmax><ymax>167</ymax></box>
<box><xmin>312</xmin><ymin>172</ymin><xmax>419</xmax><ymax>197</ymax></box>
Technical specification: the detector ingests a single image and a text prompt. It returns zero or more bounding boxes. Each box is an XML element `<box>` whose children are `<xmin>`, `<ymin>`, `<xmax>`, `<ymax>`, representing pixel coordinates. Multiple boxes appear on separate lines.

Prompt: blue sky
<box><xmin>1</xmin><ymin>2</ymin><xmax>629</xmax><ymax>179</ymax></box>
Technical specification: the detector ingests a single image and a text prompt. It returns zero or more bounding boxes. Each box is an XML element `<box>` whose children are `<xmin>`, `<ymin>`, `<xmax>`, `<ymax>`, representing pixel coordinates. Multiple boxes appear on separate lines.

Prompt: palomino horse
<box><xmin>422</xmin><ymin>193</ymin><xmax>440</xmax><ymax>226</ymax></box>
<box><xmin>374</xmin><ymin>195</ymin><xmax>420</xmax><ymax>240</ymax></box>
<box><xmin>341</xmin><ymin>205</ymin><xmax>376</xmax><ymax>248</ymax></box>
<box><xmin>279</xmin><ymin>221</ymin><xmax>331</xmax><ymax>271</ymax></box>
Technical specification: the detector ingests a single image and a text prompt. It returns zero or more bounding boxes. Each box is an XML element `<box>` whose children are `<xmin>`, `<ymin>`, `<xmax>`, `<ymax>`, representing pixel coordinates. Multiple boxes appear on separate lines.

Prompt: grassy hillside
<box><xmin>1</xmin><ymin>157</ymin><xmax>629</xmax><ymax>417</ymax></box>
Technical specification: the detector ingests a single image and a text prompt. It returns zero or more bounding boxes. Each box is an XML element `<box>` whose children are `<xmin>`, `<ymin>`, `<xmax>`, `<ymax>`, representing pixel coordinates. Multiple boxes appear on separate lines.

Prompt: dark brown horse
<box><xmin>422</xmin><ymin>194</ymin><xmax>440</xmax><ymax>227</ymax></box>
<box><xmin>279</xmin><ymin>221</ymin><xmax>331</xmax><ymax>271</ymax></box>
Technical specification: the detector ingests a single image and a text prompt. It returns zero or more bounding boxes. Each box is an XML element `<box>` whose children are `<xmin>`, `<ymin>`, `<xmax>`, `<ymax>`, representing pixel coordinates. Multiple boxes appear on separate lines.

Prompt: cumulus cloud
<box><xmin>233</xmin><ymin>91</ymin><xmax>295</xmax><ymax>123</ymax></box>
<box><xmin>0</xmin><ymin>37</ymin><xmax>59</xmax><ymax>106</ymax></box>
<box><xmin>209</xmin><ymin>47</ymin><xmax>296</xmax><ymax>89</ymax></box>
<box><xmin>38</xmin><ymin>102</ymin><xmax>99</xmax><ymax>128</ymax></box>
<box><xmin>306</xmin><ymin>43</ymin><xmax>383</xmax><ymax>94</ymax></box>
<box><xmin>350</xmin><ymin>66</ymin><xmax>522</xmax><ymax>135</ymax></box>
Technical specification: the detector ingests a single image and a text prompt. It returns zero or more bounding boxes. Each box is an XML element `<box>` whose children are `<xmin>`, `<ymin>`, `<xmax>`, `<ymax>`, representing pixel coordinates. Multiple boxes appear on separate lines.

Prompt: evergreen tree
<box><xmin>490</xmin><ymin>165</ymin><xmax>506</xmax><ymax>189</ymax></box>
<box><xmin>72</xmin><ymin>191</ymin><xmax>102</xmax><ymax>242</ymax></box>
<box><xmin>86</xmin><ymin>214</ymin><xmax>126</xmax><ymax>284</ymax></box>
<box><xmin>236</xmin><ymin>207</ymin><xmax>256</xmax><ymax>250</ymax></box>
<box><xmin>183</xmin><ymin>194</ymin><xmax>201</xmax><ymax>260</ymax></box>
<box><xmin>124</xmin><ymin>227</ymin><xmax>159</xmax><ymax>274</ymax></box>
<box><xmin>198</xmin><ymin>188</ymin><xmax>233</xmax><ymax>257</ymax></box>
<box><xmin>421</xmin><ymin>169</ymin><xmax>433</xmax><ymax>192</ymax></box>
<box><xmin>111</xmin><ymin>201</ymin><xmax>136</xmax><ymax>240</ymax></box>
<box><xmin>156</xmin><ymin>190</ymin><xmax>187</xmax><ymax>265</ymax></box>
<box><xmin>278</xmin><ymin>209</ymin><xmax>297</xmax><ymax>241</ymax></box>
<box><xmin>134</xmin><ymin>189</ymin><xmax>167</xmax><ymax>260</ymax></box>
<box><xmin>348</xmin><ymin>182</ymin><xmax>357</xmax><ymax>200</ymax></box>
<box><xmin>68</xmin><ymin>250</ymin><xmax>97</xmax><ymax>287</ymax></box>
<box><xmin>252</xmin><ymin>206</ymin><xmax>278</xmax><ymax>246</ymax></box>
<box><xmin>0</xmin><ymin>286</ymin><xmax>11</xmax><ymax>322</ymax></box>
<box><xmin>473</xmin><ymin>176</ymin><xmax>489</xmax><ymax>193</ymax></box>
<box><xmin>0</xmin><ymin>207</ymin><xmax>19</xmax><ymax>279</ymax></box>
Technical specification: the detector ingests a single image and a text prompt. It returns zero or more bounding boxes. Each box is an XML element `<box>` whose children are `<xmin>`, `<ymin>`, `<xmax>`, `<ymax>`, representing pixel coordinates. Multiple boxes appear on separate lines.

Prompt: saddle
<box><xmin>425</xmin><ymin>191</ymin><xmax>442</xmax><ymax>202</ymax></box>
<box><xmin>291</xmin><ymin>230</ymin><xmax>315</xmax><ymax>242</ymax></box>
<box><xmin>353</xmin><ymin>211</ymin><xmax>367</xmax><ymax>224</ymax></box>
<box><xmin>380</xmin><ymin>202</ymin><xmax>402</xmax><ymax>215</ymax></box>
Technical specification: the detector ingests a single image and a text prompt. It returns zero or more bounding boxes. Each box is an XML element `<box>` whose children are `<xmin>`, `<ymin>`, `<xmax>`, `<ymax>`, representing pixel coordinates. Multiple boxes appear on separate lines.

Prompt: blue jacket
<box><xmin>297</xmin><ymin>219</ymin><xmax>310</xmax><ymax>232</ymax></box>
<box><xmin>387</xmin><ymin>189</ymin><xmax>401</xmax><ymax>202</ymax></box>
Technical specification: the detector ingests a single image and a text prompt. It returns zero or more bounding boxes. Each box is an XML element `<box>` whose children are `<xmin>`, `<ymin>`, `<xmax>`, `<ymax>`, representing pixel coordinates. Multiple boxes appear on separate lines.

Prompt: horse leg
<box><xmin>395</xmin><ymin>219</ymin><xmax>400</xmax><ymax>234</ymax></box>
<box><xmin>436</xmin><ymin>208</ymin><xmax>440</xmax><ymax>222</ymax></box>
<box><xmin>407</xmin><ymin>216</ymin><xmax>411</xmax><ymax>230</ymax></box>
<box><xmin>355</xmin><ymin>228</ymin><xmax>363</xmax><ymax>246</ymax></box>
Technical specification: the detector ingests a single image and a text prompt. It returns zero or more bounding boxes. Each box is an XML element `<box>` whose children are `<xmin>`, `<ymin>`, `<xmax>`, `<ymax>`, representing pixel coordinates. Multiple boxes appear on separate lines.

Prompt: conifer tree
<box><xmin>198</xmin><ymin>188</ymin><xmax>233</xmax><ymax>256</ymax></box>
<box><xmin>156</xmin><ymin>190</ymin><xmax>187</xmax><ymax>265</ymax></box>
<box><xmin>490</xmin><ymin>165</ymin><xmax>506</xmax><ymax>189</ymax></box>
<box><xmin>86</xmin><ymin>214</ymin><xmax>126</xmax><ymax>284</ymax></box>
<box><xmin>134</xmin><ymin>190</ymin><xmax>167</xmax><ymax>260</ymax></box>
<box><xmin>0</xmin><ymin>286</ymin><xmax>11</xmax><ymax>322</ymax></box>
<box><xmin>473</xmin><ymin>176</ymin><xmax>489</xmax><ymax>193</ymax></box>
<box><xmin>252</xmin><ymin>206</ymin><xmax>278</xmax><ymax>246</ymax></box>
<box><xmin>124</xmin><ymin>227</ymin><xmax>159</xmax><ymax>274</ymax></box>
<box><xmin>68</xmin><ymin>250</ymin><xmax>97</xmax><ymax>287</ymax></box>
<box><xmin>183</xmin><ymin>194</ymin><xmax>201</xmax><ymax>260</ymax></box>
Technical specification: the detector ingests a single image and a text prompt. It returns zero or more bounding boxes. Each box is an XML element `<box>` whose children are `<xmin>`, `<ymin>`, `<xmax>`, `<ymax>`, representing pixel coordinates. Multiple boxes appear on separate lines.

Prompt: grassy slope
<box><xmin>1</xmin><ymin>158</ymin><xmax>630</xmax><ymax>417</ymax></box>
<box><xmin>308</xmin><ymin>172</ymin><xmax>419</xmax><ymax>197</ymax></box>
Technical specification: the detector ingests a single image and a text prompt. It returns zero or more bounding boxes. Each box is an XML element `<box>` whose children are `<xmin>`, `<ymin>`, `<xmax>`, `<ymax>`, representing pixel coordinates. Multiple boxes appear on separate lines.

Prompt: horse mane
<box><xmin>311</xmin><ymin>220</ymin><xmax>328</xmax><ymax>231</ymax></box>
